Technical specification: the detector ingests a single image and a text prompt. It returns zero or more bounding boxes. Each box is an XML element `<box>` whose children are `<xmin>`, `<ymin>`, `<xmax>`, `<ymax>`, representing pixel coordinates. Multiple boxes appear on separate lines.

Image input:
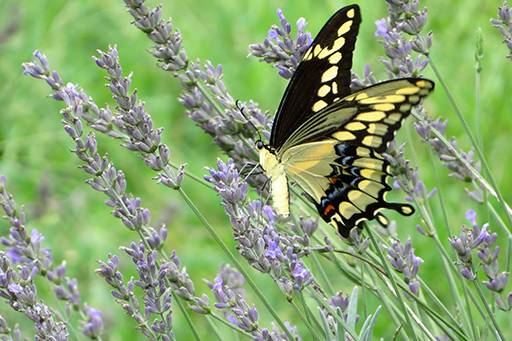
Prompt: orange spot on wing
<box><xmin>324</xmin><ymin>204</ymin><xmax>335</xmax><ymax>216</ymax></box>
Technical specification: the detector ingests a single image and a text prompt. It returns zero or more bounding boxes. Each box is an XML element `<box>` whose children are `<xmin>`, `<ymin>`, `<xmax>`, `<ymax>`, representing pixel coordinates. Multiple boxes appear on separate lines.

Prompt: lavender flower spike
<box><xmin>0</xmin><ymin>252</ymin><xmax>68</xmax><ymax>340</ymax></box>
<box><xmin>0</xmin><ymin>176</ymin><xmax>103</xmax><ymax>339</ymax></box>
<box><xmin>249</xmin><ymin>9</ymin><xmax>312</xmax><ymax>78</ymax></box>
<box><xmin>386</xmin><ymin>238</ymin><xmax>424</xmax><ymax>296</ymax></box>
<box><xmin>376</xmin><ymin>0</ymin><xmax>432</xmax><ymax>77</ymax></box>
<box><xmin>450</xmin><ymin>210</ymin><xmax>511</xmax><ymax>310</ymax></box>
<box><xmin>205</xmin><ymin>159</ymin><xmax>316</xmax><ymax>297</ymax></box>
<box><xmin>491</xmin><ymin>1</ymin><xmax>512</xmax><ymax>60</ymax></box>
<box><xmin>208</xmin><ymin>265</ymin><xmax>301</xmax><ymax>340</ymax></box>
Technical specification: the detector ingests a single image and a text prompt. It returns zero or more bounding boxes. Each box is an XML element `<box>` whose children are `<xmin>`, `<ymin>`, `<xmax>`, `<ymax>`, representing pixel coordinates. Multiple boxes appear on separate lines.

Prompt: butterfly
<box><xmin>256</xmin><ymin>4</ymin><xmax>434</xmax><ymax>238</ymax></box>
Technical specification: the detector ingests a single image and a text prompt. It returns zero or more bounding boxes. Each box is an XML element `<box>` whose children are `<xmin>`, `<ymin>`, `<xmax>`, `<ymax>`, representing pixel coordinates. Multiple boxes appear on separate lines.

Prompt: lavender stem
<box><xmin>428</xmin><ymin>59</ymin><xmax>512</xmax><ymax>227</ymax></box>
<box><xmin>473</xmin><ymin>279</ymin><xmax>505</xmax><ymax>340</ymax></box>
<box><xmin>366</xmin><ymin>227</ymin><xmax>417</xmax><ymax>339</ymax></box>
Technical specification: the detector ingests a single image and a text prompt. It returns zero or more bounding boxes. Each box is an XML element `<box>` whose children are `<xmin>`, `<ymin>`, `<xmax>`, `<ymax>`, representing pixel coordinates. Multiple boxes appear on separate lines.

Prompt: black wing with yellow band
<box><xmin>270</xmin><ymin>4</ymin><xmax>361</xmax><ymax>150</ymax></box>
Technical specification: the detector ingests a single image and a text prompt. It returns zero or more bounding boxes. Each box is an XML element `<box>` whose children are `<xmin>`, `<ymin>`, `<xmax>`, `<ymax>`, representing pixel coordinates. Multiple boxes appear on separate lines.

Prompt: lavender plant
<box><xmin>0</xmin><ymin>176</ymin><xmax>103</xmax><ymax>339</ymax></box>
<box><xmin>492</xmin><ymin>1</ymin><xmax>512</xmax><ymax>60</ymax></box>
<box><xmin>0</xmin><ymin>0</ymin><xmax>509</xmax><ymax>340</ymax></box>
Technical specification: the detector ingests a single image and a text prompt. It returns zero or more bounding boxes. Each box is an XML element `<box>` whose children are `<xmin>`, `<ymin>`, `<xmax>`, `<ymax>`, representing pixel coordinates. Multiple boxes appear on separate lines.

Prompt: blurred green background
<box><xmin>0</xmin><ymin>0</ymin><xmax>511</xmax><ymax>339</ymax></box>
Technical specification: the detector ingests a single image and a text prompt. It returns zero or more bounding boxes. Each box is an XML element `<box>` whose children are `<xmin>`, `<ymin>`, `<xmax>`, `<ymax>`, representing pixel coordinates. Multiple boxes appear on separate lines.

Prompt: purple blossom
<box><xmin>290</xmin><ymin>262</ymin><xmax>313</xmax><ymax>290</ymax></box>
<box><xmin>414</xmin><ymin>117</ymin><xmax>481</xmax><ymax>193</ymax></box>
<box><xmin>376</xmin><ymin>0</ymin><xmax>431</xmax><ymax>77</ymax></box>
<box><xmin>249</xmin><ymin>9</ymin><xmax>312</xmax><ymax>79</ymax></box>
<box><xmin>0</xmin><ymin>253</ymin><xmax>68</xmax><ymax>340</ymax></box>
<box><xmin>384</xmin><ymin>142</ymin><xmax>435</xmax><ymax>207</ymax></box>
<box><xmin>491</xmin><ymin>1</ymin><xmax>512</xmax><ymax>60</ymax></box>
<box><xmin>208</xmin><ymin>265</ymin><xmax>300</xmax><ymax>340</ymax></box>
<box><xmin>450</xmin><ymin>211</ymin><xmax>511</xmax><ymax>310</ymax></box>
<box><xmin>83</xmin><ymin>306</ymin><xmax>104</xmax><ymax>339</ymax></box>
<box><xmin>387</xmin><ymin>238</ymin><xmax>424</xmax><ymax>296</ymax></box>
<box><xmin>0</xmin><ymin>177</ymin><xmax>101</xmax><ymax>338</ymax></box>
<box><xmin>205</xmin><ymin>159</ymin><xmax>316</xmax><ymax>296</ymax></box>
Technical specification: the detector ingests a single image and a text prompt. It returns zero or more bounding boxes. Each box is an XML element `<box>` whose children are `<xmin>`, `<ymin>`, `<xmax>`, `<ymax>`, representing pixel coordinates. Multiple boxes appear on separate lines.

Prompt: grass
<box><xmin>1</xmin><ymin>0</ymin><xmax>511</xmax><ymax>339</ymax></box>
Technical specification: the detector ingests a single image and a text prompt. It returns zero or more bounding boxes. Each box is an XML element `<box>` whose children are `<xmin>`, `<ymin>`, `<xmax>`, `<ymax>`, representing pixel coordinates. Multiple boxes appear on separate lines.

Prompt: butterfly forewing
<box><xmin>270</xmin><ymin>5</ymin><xmax>361</xmax><ymax>150</ymax></box>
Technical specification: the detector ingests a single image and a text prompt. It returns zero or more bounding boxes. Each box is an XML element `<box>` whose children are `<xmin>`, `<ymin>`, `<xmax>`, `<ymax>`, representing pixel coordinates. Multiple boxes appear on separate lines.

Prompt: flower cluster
<box><xmin>23</xmin><ymin>48</ymin><xmax>185</xmax><ymax>191</ymax></box>
<box><xmin>94</xmin><ymin>47</ymin><xmax>184</xmax><ymax>189</ymax></box>
<box><xmin>124</xmin><ymin>0</ymin><xmax>188</xmax><ymax>72</ymax></box>
<box><xmin>491</xmin><ymin>1</ymin><xmax>512</xmax><ymax>60</ymax></box>
<box><xmin>97</xmin><ymin>243</ymin><xmax>175</xmax><ymax>340</ymax></box>
<box><xmin>384</xmin><ymin>142</ymin><xmax>435</xmax><ymax>206</ymax></box>
<box><xmin>414</xmin><ymin>116</ymin><xmax>483</xmax><ymax>201</ymax></box>
<box><xmin>0</xmin><ymin>177</ymin><xmax>102</xmax><ymax>339</ymax></box>
<box><xmin>249</xmin><ymin>9</ymin><xmax>312</xmax><ymax>79</ymax></box>
<box><xmin>208</xmin><ymin>264</ymin><xmax>300</xmax><ymax>340</ymax></box>
<box><xmin>123</xmin><ymin>0</ymin><xmax>270</xmax><ymax>192</ymax></box>
<box><xmin>386</xmin><ymin>238</ymin><xmax>423</xmax><ymax>296</ymax></box>
<box><xmin>0</xmin><ymin>252</ymin><xmax>68</xmax><ymax>340</ymax></box>
<box><xmin>375</xmin><ymin>0</ymin><xmax>432</xmax><ymax>77</ymax></box>
<box><xmin>319</xmin><ymin>291</ymin><xmax>351</xmax><ymax>335</ymax></box>
<box><xmin>450</xmin><ymin>210</ymin><xmax>511</xmax><ymax>310</ymax></box>
<box><xmin>205</xmin><ymin>159</ymin><xmax>316</xmax><ymax>296</ymax></box>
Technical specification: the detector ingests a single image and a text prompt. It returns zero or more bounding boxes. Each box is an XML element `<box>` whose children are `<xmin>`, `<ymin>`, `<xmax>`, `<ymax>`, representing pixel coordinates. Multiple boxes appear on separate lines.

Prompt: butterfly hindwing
<box><xmin>279</xmin><ymin>78</ymin><xmax>434</xmax><ymax>237</ymax></box>
<box><xmin>282</xmin><ymin>141</ymin><xmax>413</xmax><ymax>237</ymax></box>
<box><xmin>270</xmin><ymin>5</ymin><xmax>361</xmax><ymax>150</ymax></box>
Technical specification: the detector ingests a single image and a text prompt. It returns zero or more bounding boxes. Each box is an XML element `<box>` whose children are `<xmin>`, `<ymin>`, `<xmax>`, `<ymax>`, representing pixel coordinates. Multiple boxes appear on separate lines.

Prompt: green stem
<box><xmin>429</xmin><ymin>59</ymin><xmax>512</xmax><ymax>228</ymax></box>
<box><xmin>174</xmin><ymin>292</ymin><xmax>200</xmax><ymax>341</ymax></box>
<box><xmin>366</xmin><ymin>227</ymin><xmax>417</xmax><ymax>340</ymax></box>
<box><xmin>309</xmin><ymin>251</ymin><xmax>335</xmax><ymax>295</ymax></box>
<box><xmin>208</xmin><ymin>313</ymin><xmax>253</xmax><ymax>338</ymax></box>
<box><xmin>473</xmin><ymin>280</ymin><xmax>505</xmax><ymax>341</ymax></box>
<box><xmin>295</xmin><ymin>292</ymin><xmax>324</xmax><ymax>340</ymax></box>
<box><xmin>205</xmin><ymin>316</ymin><xmax>223</xmax><ymax>340</ymax></box>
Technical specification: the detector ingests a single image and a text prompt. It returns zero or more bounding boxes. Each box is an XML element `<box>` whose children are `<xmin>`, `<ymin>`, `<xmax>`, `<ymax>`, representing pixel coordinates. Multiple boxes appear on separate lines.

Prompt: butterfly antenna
<box><xmin>235</xmin><ymin>100</ymin><xmax>263</xmax><ymax>141</ymax></box>
<box><xmin>242</xmin><ymin>163</ymin><xmax>262</xmax><ymax>182</ymax></box>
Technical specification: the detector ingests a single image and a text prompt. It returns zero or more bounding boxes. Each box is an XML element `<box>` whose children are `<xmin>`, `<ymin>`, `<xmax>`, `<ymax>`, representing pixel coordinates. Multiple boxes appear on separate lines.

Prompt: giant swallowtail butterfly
<box><xmin>256</xmin><ymin>4</ymin><xmax>434</xmax><ymax>238</ymax></box>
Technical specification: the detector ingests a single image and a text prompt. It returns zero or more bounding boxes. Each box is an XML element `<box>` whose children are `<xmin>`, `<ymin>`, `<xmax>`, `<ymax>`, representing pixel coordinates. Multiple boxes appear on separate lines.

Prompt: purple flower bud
<box><xmin>460</xmin><ymin>267</ymin><xmax>476</xmax><ymax>281</ymax></box>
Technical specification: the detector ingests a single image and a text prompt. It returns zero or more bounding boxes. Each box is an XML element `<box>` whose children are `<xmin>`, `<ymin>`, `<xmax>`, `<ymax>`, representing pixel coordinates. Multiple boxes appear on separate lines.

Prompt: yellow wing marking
<box><xmin>372</xmin><ymin>103</ymin><xmax>395</xmax><ymax>111</ymax></box>
<box><xmin>362</xmin><ymin>135</ymin><xmax>383</xmax><ymax>148</ymax></box>
<box><xmin>348</xmin><ymin>190</ymin><xmax>376</xmax><ymax>211</ymax></box>
<box><xmin>321</xmin><ymin>66</ymin><xmax>339</xmax><ymax>82</ymax></box>
<box><xmin>318</xmin><ymin>37</ymin><xmax>346</xmax><ymax>59</ymax></box>
<box><xmin>313</xmin><ymin>100</ymin><xmax>328</xmax><ymax>112</ymax></box>
<box><xmin>345</xmin><ymin>122</ymin><xmax>366</xmax><ymax>131</ymax></box>
<box><xmin>339</xmin><ymin>201</ymin><xmax>360</xmax><ymax>219</ymax></box>
<box><xmin>352</xmin><ymin>158</ymin><xmax>384</xmax><ymax>170</ymax></box>
<box><xmin>396</xmin><ymin>87</ymin><xmax>420</xmax><ymax>95</ymax></box>
<box><xmin>359</xmin><ymin>95</ymin><xmax>406</xmax><ymax>105</ymax></box>
<box><xmin>337</xmin><ymin>20</ymin><xmax>353</xmax><ymax>36</ymax></box>
<box><xmin>331</xmin><ymin>81</ymin><xmax>339</xmax><ymax>94</ymax></box>
<box><xmin>360</xmin><ymin>169</ymin><xmax>385</xmax><ymax>182</ymax></box>
<box><xmin>328</xmin><ymin>52</ymin><xmax>342</xmax><ymax>64</ymax></box>
<box><xmin>356</xmin><ymin>111</ymin><xmax>386</xmax><ymax>122</ymax></box>
<box><xmin>384</xmin><ymin>113</ymin><xmax>402</xmax><ymax>124</ymax></box>
<box><xmin>358</xmin><ymin>180</ymin><xmax>385</xmax><ymax>198</ymax></box>
<box><xmin>367</xmin><ymin>123</ymin><xmax>388</xmax><ymax>136</ymax></box>
<box><xmin>332</xmin><ymin>131</ymin><xmax>356</xmax><ymax>141</ymax></box>
<box><xmin>318</xmin><ymin>84</ymin><xmax>331</xmax><ymax>97</ymax></box>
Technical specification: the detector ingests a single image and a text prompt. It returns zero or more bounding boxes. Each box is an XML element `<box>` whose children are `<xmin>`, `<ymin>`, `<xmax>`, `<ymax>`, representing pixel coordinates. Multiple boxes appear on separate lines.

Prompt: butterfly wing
<box><xmin>280</xmin><ymin>78</ymin><xmax>434</xmax><ymax>237</ymax></box>
<box><xmin>270</xmin><ymin>4</ymin><xmax>361</xmax><ymax>150</ymax></box>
